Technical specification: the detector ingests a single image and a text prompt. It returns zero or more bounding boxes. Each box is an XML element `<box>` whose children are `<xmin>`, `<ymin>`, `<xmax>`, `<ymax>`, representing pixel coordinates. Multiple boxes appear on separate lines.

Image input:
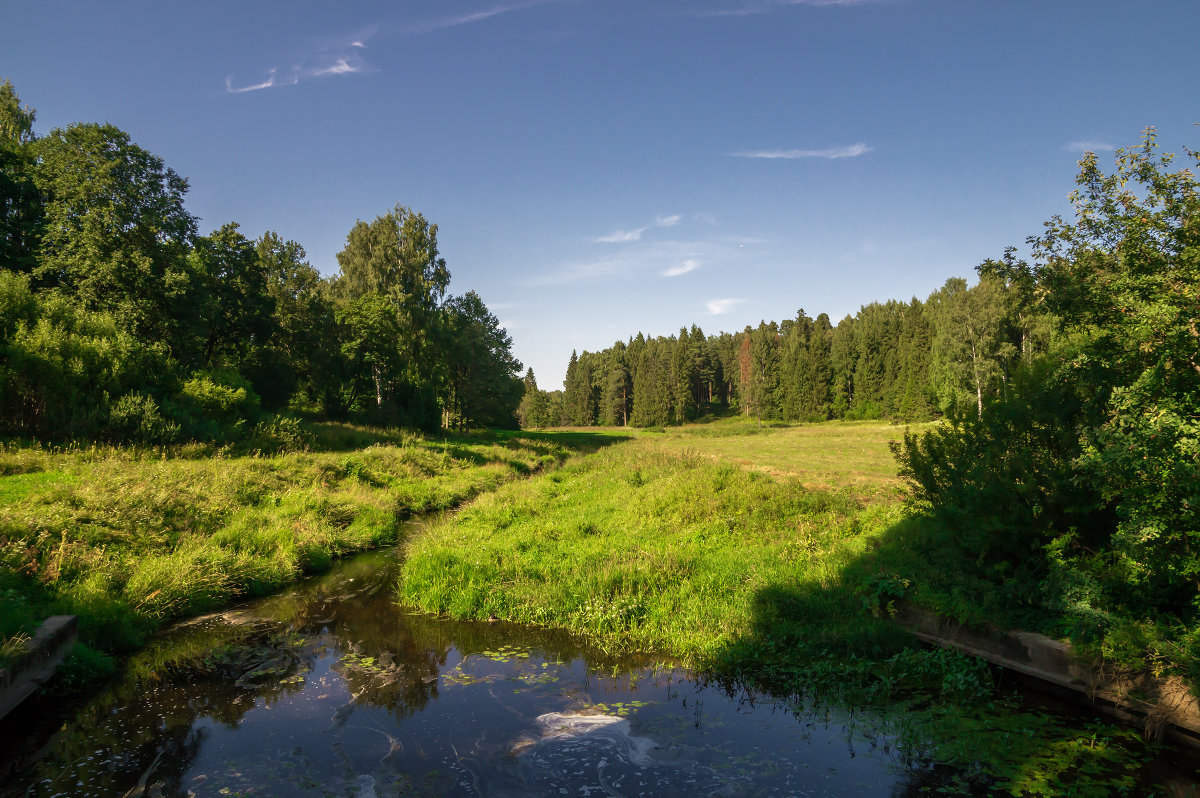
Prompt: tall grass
<box><xmin>0</xmin><ymin>423</ymin><xmax>617</xmax><ymax>662</ymax></box>
<box><xmin>398</xmin><ymin>441</ymin><xmax>907</xmax><ymax>664</ymax></box>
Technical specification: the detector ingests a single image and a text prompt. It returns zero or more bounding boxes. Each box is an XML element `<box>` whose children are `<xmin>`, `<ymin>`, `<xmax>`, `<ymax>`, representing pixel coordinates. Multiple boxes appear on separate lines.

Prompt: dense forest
<box><xmin>0</xmin><ymin>80</ymin><xmax>523</xmax><ymax>444</ymax></box>
<box><xmin>521</xmin><ymin>261</ymin><xmax>1046</xmax><ymax>428</ymax></box>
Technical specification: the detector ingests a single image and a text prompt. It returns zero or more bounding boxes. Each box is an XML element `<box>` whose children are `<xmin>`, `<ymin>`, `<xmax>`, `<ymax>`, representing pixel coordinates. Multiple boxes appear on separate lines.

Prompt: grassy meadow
<box><xmin>0</xmin><ymin>424</ymin><xmax>623</xmax><ymax>672</ymax></box>
<box><xmin>642</xmin><ymin>417</ymin><xmax>923</xmax><ymax>500</ymax></box>
<box><xmin>398</xmin><ymin>418</ymin><xmax>1170</xmax><ymax>794</ymax></box>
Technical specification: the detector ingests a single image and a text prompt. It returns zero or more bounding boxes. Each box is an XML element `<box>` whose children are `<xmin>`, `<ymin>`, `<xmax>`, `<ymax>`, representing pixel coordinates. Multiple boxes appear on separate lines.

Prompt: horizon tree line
<box><xmin>521</xmin><ymin>263</ymin><xmax>1050</xmax><ymax>429</ymax></box>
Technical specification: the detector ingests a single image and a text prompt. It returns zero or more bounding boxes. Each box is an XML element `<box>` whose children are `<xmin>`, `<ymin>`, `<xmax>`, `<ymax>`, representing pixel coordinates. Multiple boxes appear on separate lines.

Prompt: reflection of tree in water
<box><xmin>3</xmin><ymin>548</ymin><xmax>700</xmax><ymax>798</ymax></box>
<box><xmin>5</xmin><ymin>621</ymin><xmax>315</xmax><ymax>798</ymax></box>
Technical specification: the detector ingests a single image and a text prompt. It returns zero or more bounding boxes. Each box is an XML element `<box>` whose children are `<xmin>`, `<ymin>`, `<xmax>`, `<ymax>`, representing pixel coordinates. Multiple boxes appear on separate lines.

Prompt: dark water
<box><xmin>2</xmin><ymin>546</ymin><xmax>1197</xmax><ymax>797</ymax></box>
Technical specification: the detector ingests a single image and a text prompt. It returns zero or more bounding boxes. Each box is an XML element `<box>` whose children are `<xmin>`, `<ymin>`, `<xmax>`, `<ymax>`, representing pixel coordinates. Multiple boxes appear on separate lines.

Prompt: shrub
<box><xmin>181</xmin><ymin>369</ymin><xmax>261</xmax><ymax>422</ymax></box>
<box><xmin>105</xmin><ymin>392</ymin><xmax>181</xmax><ymax>444</ymax></box>
<box><xmin>249</xmin><ymin>415</ymin><xmax>312</xmax><ymax>453</ymax></box>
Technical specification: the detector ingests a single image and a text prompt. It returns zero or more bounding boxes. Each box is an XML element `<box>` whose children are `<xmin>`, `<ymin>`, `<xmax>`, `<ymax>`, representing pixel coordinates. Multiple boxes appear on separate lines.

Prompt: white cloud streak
<box><xmin>311</xmin><ymin>58</ymin><xmax>360</xmax><ymax>77</ymax></box>
<box><xmin>1064</xmin><ymin>140</ymin><xmax>1116</xmax><ymax>153</ymax></box>
<box><xmin>663</xmin><ymin>259</ymin><xmax>700</xmax><ymax>277</ymax></box>
<box><xmin>698</xmin><ymin>0</ymin><xmax>876</xmax><ymax>18</ymax></box>
<box><xmin>597</xmin><ymin>227</ymin><xmax>648</xmax><ymax>243</ymax></box>
<box><xmin>529</xmin><ymin>258</ymin><xmax>628</xmax><ymax>286</ymax></box>
<box><xmin>225</xmin><ymin>29</ymin><xmax>375</xmax><ymax>94</ymax></box>
<box><xmin>225</xmin><ymin>70</ymin><xmax>290</xmax><ymax>94</ymax></box>
<box><xmin>706</xmin><ymin>298</ymin><xmax>745</xmax><ymax>315</ymax></box>
<box><xmin>227</xmin><ymin>3</ymin><xmax>562</xmax><ymax>94</ymax></box>
<box><xmin>596</xmin><ymin>212</ymin><xmax>684</xmax><ymax>243</ymax></box>
<box><xmin>732</xmin><ymin>142</ymin><xmax>873</xmax><ymax>159</ymax></box>
<box><xmin>403</xmin><ymin>0</ymin><xmax>561</xmax><ymax>34</ymax></box>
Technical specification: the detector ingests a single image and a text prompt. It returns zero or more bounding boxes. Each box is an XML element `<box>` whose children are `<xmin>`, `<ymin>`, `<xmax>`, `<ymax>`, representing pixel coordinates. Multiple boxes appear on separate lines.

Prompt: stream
<box><xmin>2</xmin><ymin>543</ymin><xmax>1197</xmax><ymax>796</ymax></box>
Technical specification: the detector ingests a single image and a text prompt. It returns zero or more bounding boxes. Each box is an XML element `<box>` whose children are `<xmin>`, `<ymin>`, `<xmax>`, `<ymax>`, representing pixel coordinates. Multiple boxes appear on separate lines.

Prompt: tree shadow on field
<box><xmin>708</xmin><ymin>513</ymin><xmax>1200</xmax><ymax>796</ymax></box>
<box><xmin>499</xmin><ymin>429</ymin><xmax>633</xmax><ymax>456</ymax></box>
<box><xmin>300</xmin><ymin>421</ymin><xmax>630</xmax><ymax>455</ymax></box>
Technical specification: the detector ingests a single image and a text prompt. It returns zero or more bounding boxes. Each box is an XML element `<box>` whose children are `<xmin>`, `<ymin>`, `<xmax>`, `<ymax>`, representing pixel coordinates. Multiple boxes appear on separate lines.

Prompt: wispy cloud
<box><xmin>226</xmin><ymin>70</ymin><xmax>289</xmax><ymax>94</ymax></box>
<box><xmin>532</xmin><ymin>231</ymin><xmax>761</xmax><ymax>286</ymax></box>
<box><xmin>529</xmin><ymin>258</ymin><xmax>628</xmax><ymax>286</ymax></box>
<box><xmin>664</xmin><ymin>259</ymin><xmax>700</xmax><ymax>277</ymax></box>
<box><xmin>1064</xmin><ymin>139</ymin><xmax>1116</xmax><ymax>153</ymax></box>
<box><xmin>403</xmin><ymin>0</ymin><xmax>561</xmax><ymax>34</ymax></box>
<box><xmin>596</xmin><ymin>213</ymin><xmax>684</xmax><ymax>243</ymax></box>
<box><xmin>225</xmin><ymin>28</ymin><xmax>375</xmax><ymax>94</ymax></box>
<box><xmin>597</xmin><ymin>228</ymin><xmax>648</xmax><ymax>243</ymax></box>
<box><xmin>732</xmin><ymin>142</ymin><xmax>873</xmax><ymax>159</ymax></box>
<box><xmin>706</xmin><ymin>298</ymin><xmax>745</xmax><ymax>315</ymax></box>
<box><xmin>311</xmin><ymin>58</ymin><xmax>361</xmax><ymax>77</ymax></box>
<box><xmin>697</xmin><ymin>0</ymin><xmax>876</xmax><ymax>18</ymax></box>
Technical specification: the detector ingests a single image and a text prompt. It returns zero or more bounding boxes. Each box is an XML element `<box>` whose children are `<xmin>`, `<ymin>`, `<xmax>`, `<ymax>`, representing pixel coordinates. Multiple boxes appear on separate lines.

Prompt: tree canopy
<box><xmin>0</xmin><ymin>80</ymin><xmax>523</xmax><ymax>442</ymax></box>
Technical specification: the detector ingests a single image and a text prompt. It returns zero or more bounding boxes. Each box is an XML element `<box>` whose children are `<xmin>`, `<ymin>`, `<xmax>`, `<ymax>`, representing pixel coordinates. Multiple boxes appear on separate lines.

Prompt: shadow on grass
<box><xmin>301</xmin><ymin>422</ymin><xmax>632</xmax><ymax>456</ymax></box>
<box><xmin>707</xmin><ymin>513</ymin><xmax>1199</xmax><ymax>795</ymax></box>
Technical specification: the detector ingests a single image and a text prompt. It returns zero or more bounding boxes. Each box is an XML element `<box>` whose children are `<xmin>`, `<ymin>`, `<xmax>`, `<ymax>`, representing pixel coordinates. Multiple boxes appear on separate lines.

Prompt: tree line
<box><xmin>521</xmin><ymin>263</ymin><xmax>1050</xmax><ymax>428</ymax></box>
<box><xmin>525</xmin><ymin>130</ymin><xmax>1200</xmax><ymax>679</ymax></box>
<box><xmin>0</xmin><ymin>80</ymin><xmax>523</xmax><ymax>444</ymax></box>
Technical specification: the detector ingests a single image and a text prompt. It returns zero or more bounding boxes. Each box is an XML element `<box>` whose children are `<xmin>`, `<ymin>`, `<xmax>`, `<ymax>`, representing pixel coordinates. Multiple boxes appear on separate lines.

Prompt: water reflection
<box><xmin>3</xmin><ymin>547</ymin><xmax>1193</xmax><ymax>796</ymax></box>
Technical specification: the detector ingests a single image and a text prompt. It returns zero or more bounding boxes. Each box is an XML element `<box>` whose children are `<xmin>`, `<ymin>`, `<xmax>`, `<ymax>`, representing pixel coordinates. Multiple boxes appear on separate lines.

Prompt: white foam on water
<box><xmin>528</xmin><ymin>712</ymin><xmax>656</xmax><ymax>768</ymax></box>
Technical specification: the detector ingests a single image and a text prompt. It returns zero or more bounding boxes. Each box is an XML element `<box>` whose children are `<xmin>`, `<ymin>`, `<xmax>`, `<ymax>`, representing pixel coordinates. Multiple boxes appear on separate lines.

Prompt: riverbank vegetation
<box><xmin>0</xmin><ymin>426</ymin><xmax>618</xmax><ymax>676</ymax></box>
<box><xmin>397</xmin><ymin>422</ymin><xmax>1169</xmax><ymax>793</ymax></box>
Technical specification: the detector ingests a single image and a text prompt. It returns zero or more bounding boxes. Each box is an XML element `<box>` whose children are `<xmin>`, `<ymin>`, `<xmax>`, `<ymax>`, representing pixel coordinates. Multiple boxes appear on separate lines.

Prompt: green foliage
<box><xmin>441</xmin><ymin>290</ymin><xmax>523</xmax><ymax>430</ymax></box>
<box><xmin>180</xmin><ymin>369</ymin><xmax>260</xmax><ymax>422</ymax></box>
<box><xmin>41</xmin><ymin>643</ymin><xmax>116</xmax><ymax>695</ymax></box>
<box><xmin>248</xmin><ymin>415</ymin><xmax>312</xmax><ymax>453</ymax></box>
<box><xmin>0</xmin><ymin>290</ymin><xmax>178</xmax><ymax>440</ymax></box>
<box><xmin>1</xmin><ymin>80</ymin><xmax>522</xmax><ymax>442</ymax></box>
<box><xmin>32</xmin><ymin>122</ymin><xmax>196</xmax><ymax>338</ymax></box>
<box><xmin>552</xmin><ymin>281</ymin><xmax>1032</xmax><ymax>429</ymax></box>
<box><xmin>0</xmin><ymin>80</ymin><xmax>42</xmax><ymax>276</ymax></box>
<box><xmin>106</xmin><ymin>392</ymin><xmax>180</xmax><ymax>444</ymax></box>
<box><xmin>896</xmin><ymin>131</ymin><xmax>1200</xmax><ymax>679</ymax></box>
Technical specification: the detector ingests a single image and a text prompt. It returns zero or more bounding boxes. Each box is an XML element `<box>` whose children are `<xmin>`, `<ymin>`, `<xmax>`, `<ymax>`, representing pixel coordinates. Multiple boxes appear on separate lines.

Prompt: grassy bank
<box><xmin>397</xmin><ymin>420</ymin><xmax>1170</xmax><ymax>794</ymax></box>
<box><xmin>0</xmin><ymin>424</ymin><xmax>623</xmax><ymax>675</ymax></box>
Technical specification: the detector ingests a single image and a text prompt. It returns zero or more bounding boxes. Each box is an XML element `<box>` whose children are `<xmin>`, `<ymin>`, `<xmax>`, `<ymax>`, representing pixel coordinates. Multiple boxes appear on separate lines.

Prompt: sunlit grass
<box><xmin>0</xmin><ymin>423</ymin><xmax>615</xmax><ymax>659</ymax></box>
<box><xmin>399</xmin><ymin>438</ymin><xmax>904</xmax><ymax>664</ymax></box>
<box><xmin>643</xmin><ymin>417</ymin><xmax>935</xmax><ymax>502</ymax></box>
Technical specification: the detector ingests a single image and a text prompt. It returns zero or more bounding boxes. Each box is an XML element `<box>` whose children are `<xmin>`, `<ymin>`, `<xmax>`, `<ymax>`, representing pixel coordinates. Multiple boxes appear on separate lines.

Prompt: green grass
<box><xmin>643</xmin><ymin>417</ymin><xmax>933</xmax><ymax>502</ymax></box>
<box><xmin>399</xmin><ymin>441</ymin><xmax>903</xmax><ymax>661</ymax></box>
<box><xmin>397</xmin><ymin>421</ymin><xmax>1172</xmax><ymax>794</ymax></box>
<box><xmin>0</xmin><ymin>423</ymin><xmax>625</xmax><ymax>664</ymax></box>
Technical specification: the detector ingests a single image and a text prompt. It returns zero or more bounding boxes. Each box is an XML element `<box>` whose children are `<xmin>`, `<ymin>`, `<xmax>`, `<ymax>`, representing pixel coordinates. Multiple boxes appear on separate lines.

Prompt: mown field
<box><xmin>398</xmin><ymin>418</ymin><xmax>1177</xmax><ymax>795</ymax></box>
<box><xmin>0</xmin><ymin>424</ymin><xmax>622</xmax><ymax>677</ymax></box>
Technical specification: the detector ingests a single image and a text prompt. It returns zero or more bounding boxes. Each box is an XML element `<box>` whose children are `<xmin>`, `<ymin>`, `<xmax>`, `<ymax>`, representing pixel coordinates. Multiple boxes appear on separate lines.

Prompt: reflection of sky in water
<box><xmin>167</xmin><ymin>646</ymin><xmax>899</xmax><ymax>797</ymax></box>
<box><xmin>2</xmin><ymin>549</ymin><xmax>909</xmax><ymax>796</ymax></box>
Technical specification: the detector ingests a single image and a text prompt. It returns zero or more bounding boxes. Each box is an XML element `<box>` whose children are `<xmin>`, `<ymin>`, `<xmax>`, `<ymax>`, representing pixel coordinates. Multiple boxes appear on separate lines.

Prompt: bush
<box><xmin>248</xmin><ymin>415</ymin><xmax>312</xmax><ymax>453</ymax></box>
<box><xmin>0</xmin><ymin>293</ymin><xmax>178</xmax><ymax>440</ymax></box>
<box><xmin>105</xmin><ymin>392</ymin><xmax>180</xmax><ymax>444</ymax></box>
<box><xmin>181</xmin><ymin>369</ymin><xmax>261</xmax><ymax>422</ymax></box>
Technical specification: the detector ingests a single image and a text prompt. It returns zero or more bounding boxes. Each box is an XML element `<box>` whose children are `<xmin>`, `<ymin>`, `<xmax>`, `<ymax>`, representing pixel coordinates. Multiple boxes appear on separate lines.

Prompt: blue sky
<box><xmin>3</xmin><ymin>1</ymin><xmax>1197</xmax><ymax>388</ymax></box>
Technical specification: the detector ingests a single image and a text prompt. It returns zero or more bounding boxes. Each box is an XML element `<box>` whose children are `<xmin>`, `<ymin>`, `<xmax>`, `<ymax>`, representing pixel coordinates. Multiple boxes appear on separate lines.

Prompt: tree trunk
<box><xmin>970</xmin><ymin>339</ymin><xmax>983</xmax><ymax>419</ymax></box>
